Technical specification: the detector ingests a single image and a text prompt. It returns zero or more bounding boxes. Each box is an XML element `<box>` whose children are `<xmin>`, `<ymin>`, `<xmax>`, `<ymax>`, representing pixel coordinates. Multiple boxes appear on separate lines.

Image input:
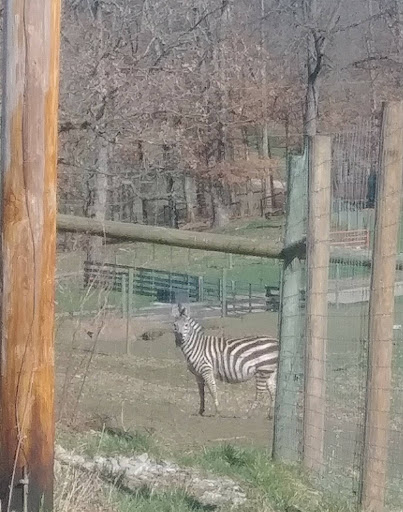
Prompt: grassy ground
<box><xmin>54</xmin><ymin>303</ymin><xmax>393</xmax><ymax>512</ymax></box>
<box><xmin>54</xmin><ymin>215</ymin><xmax>403</xmax><ymax>510</ymax></box>
<box><xmin>54</xmin><ymin>298</ymin><xmax>403</xmax><ymax>512</ymax></box>
<box><xmin>56</xmin><ymin>428</ymin><xmax>353</xmax><ymax>512</ymax></box>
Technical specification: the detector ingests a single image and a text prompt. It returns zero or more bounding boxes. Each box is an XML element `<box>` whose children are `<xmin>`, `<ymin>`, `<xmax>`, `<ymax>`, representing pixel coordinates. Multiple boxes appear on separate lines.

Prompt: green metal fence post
<box><xmin>122</xmin><ymin>274</ymin><xmax>128</xmax><ymax>318</ymax></box>
<box><xmin>198</xmin><ymin>276</ymin><xmax>204</xmax><ymax>302</ymax></box>
<box><xmin>122</xmin><ymin>274</ymin><xmax>131</xmax><ymax>355</ymax></box>
<box><xmin>128</xmin><ymin>268</ymin><xmax>134</xmax><ymax>316</ymax></box>
<box><xmin>273</xmin><ymin>150</ymin><xmax>308</xmax><ymax>462</ymax></box>
<box><xmin>220</xmin><ymin>269</ymin><xmax>228</xmax><ymax>317</ymax></box>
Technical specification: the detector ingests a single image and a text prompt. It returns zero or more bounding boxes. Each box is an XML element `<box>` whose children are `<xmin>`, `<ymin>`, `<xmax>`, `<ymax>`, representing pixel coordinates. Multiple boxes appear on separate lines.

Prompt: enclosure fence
<box><xmin>273</xmin><ymin>103</ymin><xmax>403</xmax><ymax>512</ymax></box>
<box><xmin>54</xmin><ymin>102</ymin><xmax>403</xmax><ymax>512</ymax></box>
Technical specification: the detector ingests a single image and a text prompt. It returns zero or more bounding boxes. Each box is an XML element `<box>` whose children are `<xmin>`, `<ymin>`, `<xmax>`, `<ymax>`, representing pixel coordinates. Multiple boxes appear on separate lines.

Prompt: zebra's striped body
<box><xmin>173</xmin><ymin>304</ymin><xmax>278</xmax><ymax>417</ymax></box>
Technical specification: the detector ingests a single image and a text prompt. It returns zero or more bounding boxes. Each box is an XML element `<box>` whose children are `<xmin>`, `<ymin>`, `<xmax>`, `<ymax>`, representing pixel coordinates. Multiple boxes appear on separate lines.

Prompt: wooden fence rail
<box><xmin>57</xmin><ymin>214</ymin><xmax>300</xmax><ymax>259</ymax></box>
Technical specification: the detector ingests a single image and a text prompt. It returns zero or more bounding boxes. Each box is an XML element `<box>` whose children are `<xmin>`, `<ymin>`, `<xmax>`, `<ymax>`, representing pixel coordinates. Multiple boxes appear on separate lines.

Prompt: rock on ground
<box><xmin>55</xmin><ymin>445</ymin><xmax>246</xmax><ymax>508</ymax></box>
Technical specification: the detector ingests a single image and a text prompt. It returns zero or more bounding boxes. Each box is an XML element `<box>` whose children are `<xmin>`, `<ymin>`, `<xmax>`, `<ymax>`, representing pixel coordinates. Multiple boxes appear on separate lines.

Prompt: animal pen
<box><xmin>1</xmin><ymin>5</ymin><xmax>403</xmax><ymax>512</ymax></box>
<box><xmin>53</xmin><ymin>104</ymin><xmax>403</xmax><ymax>512</ymax></box>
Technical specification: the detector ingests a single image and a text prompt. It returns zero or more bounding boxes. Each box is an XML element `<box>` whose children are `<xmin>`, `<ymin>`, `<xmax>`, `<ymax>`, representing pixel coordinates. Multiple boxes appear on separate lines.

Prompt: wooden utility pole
<box><xmin>303</xmin><ymin>135</ymin><xmax>331</xmax><ymax>472</ymax></box>
<box><xmin>361</xmin><ymin>102</ymin><xmax>403</xmax><ymax>512</ymax></box>
<box><xmin>0</xmin><ymin>1</ymin><xmax>61</xmax><ymax>510</ymax></box>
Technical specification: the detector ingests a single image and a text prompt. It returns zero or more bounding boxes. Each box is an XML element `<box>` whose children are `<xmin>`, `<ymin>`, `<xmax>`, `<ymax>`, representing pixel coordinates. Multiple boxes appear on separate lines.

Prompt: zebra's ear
<box><xmin>171</xmin><ymin>304</ymin><xmax>180</xmax><ymax>317</ymax></box>
<box><xmin>178</xmin><ymin>303</ymin><xmax>188</xmax><ymax>317</ymax></box>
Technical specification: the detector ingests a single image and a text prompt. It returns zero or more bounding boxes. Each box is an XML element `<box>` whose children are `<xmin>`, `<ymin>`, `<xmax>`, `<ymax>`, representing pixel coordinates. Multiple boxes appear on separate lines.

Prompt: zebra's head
<box><xmin>172</xmin><ymin>303</ymin><xmax>191</xmax><ymax>347</ymax></box>
<box><xmin>172</xmin><ymin>303</ymin><xmax>204</xmax><ymax>347</ymax></box>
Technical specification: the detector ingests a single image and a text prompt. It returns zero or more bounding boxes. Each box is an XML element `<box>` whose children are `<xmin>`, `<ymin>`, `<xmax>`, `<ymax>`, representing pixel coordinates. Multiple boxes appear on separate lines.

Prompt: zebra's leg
<box><xmin>196</xmin><ymin>375</ymin><xmax>206</xmax><ymax>416</ymax></box>
<box><xmin>266</xmin><ymin>371</ymin><xmax>277</xmax><ymax>420</ymax></box>
<box><xmin>247</xmin><ymin>373</ymin><xmax>267</xmax><ymax>418</ymax></box>
<box><xmin>203</xmin><ymin>372</ymin><xmax>220</xmax><ymax>416</ymax></box>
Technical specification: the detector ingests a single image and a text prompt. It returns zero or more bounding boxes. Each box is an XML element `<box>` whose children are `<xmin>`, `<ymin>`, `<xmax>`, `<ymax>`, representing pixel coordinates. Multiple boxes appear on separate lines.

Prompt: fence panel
<box><xmin>54</xmin><ymin>108</ymin><xmax>403</xmax><ymax>512</ymax></box>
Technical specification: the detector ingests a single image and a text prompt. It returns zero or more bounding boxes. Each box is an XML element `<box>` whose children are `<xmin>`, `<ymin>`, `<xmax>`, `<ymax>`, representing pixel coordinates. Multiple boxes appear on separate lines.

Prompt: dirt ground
<box><xmin>55</xmin><ymin>311</ymin><xmax>279</xmax><ymax>450</ymax></box>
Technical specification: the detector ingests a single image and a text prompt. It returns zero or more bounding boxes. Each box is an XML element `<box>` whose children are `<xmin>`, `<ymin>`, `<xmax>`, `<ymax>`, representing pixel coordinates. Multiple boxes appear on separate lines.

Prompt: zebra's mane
<box><xmin>176</xmin><ymin>303</ymin><xmax>204</xmax><ymax>333</ymax></box>
<box><xmin>188</xmin><ymin>315</ymin><xmax>204</xmax><ymax>333</ymax></box>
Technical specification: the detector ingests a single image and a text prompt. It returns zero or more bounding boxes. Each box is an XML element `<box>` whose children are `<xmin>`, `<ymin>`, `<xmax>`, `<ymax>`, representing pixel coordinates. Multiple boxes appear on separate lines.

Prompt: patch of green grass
<box><xmin>179</xmin><ymin>444</ymin><xmax>353</xmax><ymax>512</ymax></box>
<box><xmin>57</xmin><ymin>428</ymin><xmax>158</xmax><ymax>458</ymax></box>
<box><xmin>111</xmin><ymin>486</ymin><xmax>216</xmax><ymax>512</ymax></box>
<box><xmin>57</xmin><ymin>429</ymin><xmax>354</xmax><ymax>512</ymax></box>
<box><xmin>55</xmin><ymin>280</ymin><xmax>154</xmax><ymax>314</ymax></box>
<box><xmin>211</xmin><ymin>217</ymin><xmax>284</xmax><ymax>237</ymax></box>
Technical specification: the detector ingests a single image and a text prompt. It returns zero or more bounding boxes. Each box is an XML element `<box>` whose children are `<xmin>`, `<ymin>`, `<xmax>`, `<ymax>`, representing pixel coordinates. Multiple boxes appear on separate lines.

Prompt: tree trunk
<box><xmin>366</xmin><ymin>0</ymin><xmax>378</xmax><ymax>114</ymax></box>
<box><xmin>184</xmin><ymin>174</ymin><xmax>198</xmax><ymax>223</ymax></box>
<box><xmin>241</xmin><ymin>126</ymin><xmax>250</xmax><ymax>160</ymax></box>
<box><xmin>166</xmin><ymin>173</ymin><xmax>178</xmax><ymax>228</ymax></box>
<box><xmin>263</xmin><ymin>173</ymin><xmax>273</xmax><ymax>215</ymax></box>
<box><xmin>305</xmin><ymin>68</ymin><xmax>319</xmax><ymax>137</ymax></box>
<box><xmin>302</xmin><ymin>0</ymin><xmax>343</xmax><ymax>136</ymax></box>
<box><xmin>260</xmin><ymin>0</ymin><xmax>272</xmax><ymax>163</ymax></box>
<box><xmin>86</xmin><ymin>140</ymin><xmax>108</xmax><ymax>261</ymax></box>
<box><xmin>196</xmin><ymin>178</ymin><xmax>209</xmax><ymax>218</ymax></box>
<box><xmin>211</xmin><ymin>182</ymin><xmax>229</xmax><ymax>228</ymax></box>
<box><xmin>86</xmin><ymin>3</ymin><xmax>109</xmax><ymax>262</ymax></box>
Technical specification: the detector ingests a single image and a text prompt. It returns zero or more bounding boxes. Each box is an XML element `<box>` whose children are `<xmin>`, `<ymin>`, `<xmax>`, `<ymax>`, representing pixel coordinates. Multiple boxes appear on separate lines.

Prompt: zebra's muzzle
<box><xmin>174</xmin><ymin>332</ymin><xmax>182</xmax><ymax>347</ymax></box>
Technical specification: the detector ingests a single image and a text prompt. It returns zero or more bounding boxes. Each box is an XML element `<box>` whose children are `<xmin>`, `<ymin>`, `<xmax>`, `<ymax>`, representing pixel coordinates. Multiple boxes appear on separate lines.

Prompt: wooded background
<box><xmin>1</xmin><ymin>0</ymin><xmax>400</xmax><ymax>242</ymax></box>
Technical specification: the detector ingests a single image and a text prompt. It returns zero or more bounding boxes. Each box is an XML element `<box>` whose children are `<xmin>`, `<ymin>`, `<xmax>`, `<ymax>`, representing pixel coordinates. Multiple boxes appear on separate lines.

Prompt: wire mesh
<box><xmin>270</xmin><ymin>116</ymin><xmax>403</xmax><ymax>511</ymax></box>
<box><xmin>55</xmin><ymin>114</ymin><xmax>403</xmax><ymax>511</ymax></box>
<box><xmin>300</xmin><ymin>116</ymin><xmax>403</xmax><ymax>511</ymax></box>
<box><xmin>55</xmin><ymin>232</ymin><xmax>282</xmax><ymax>448</ymax></box>
<box><xmin>320</xmin><ymin>126</ymin><xmax>376</xmax><ymax>504</ymax></box>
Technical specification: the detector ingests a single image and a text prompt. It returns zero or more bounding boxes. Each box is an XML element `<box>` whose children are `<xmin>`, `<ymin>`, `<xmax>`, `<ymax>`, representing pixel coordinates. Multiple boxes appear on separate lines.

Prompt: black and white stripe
<box><xmin>172</xmin><ymin>304</ymin><xmax>278</xmax><ymax>417</ymax></box>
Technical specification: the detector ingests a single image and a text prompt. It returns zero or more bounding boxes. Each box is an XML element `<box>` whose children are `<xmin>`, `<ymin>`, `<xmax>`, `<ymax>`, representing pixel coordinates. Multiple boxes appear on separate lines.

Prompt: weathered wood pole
<box><xmin>57</xmin><ymin>214</ymin><xmax>306</xmax><ymax>259</ymax></box>
<box><xmin>303</xmin><ymin>135</ymin><xmax>331</xmax><ymax>471</ymax></box>
<box><xmin>361</xmin><ymin>101</ymin><xmax>403</xmax><ymax>512</ymax></box>
<box><xmin>0</xmin><ymin>1</ymin><xmax>61</xmax><ymax>510</ymax></box>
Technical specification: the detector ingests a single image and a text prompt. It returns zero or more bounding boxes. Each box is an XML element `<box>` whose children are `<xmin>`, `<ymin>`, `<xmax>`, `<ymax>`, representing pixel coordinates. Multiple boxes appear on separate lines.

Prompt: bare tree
<box><xmin>301</xmin><ymin>0</ymin><xmax>345</xmax><ymax>135</ymax></box>
<box><xmin>54</xmin><ymin>0</ymin><xmax>402</xmax><ymax>233</ymax></box>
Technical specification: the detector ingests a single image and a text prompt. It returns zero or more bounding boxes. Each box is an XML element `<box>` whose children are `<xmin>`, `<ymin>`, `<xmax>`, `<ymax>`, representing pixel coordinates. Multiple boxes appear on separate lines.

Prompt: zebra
<box><xmin>172</xmin><ymin>303</ymin><xmax>278</xmax><ymax>418</ymax></box>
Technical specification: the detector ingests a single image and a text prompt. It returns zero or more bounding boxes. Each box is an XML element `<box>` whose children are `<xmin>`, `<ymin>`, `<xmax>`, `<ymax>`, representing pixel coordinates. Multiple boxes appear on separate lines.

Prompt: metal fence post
<box><xmin>122</xmin><ymin>274</ymin><xmax>128</xmax><ymax>317</ymax></box>
<box><xmin>128</xmin><ymin>268</ymin><xmax>134</xmax><ymax>316</ymax></box>
<box><xmin>198</xmin><ymin>276</ymin><xmax>204</xmax><ymax>302</ymax></box>
<box><xmin>273</xmin><ymin>150</ymin><xmax>308</xmax><ymax>463</ymax></box>
<box><xmin>335</xmin><ymin>262</ymin><xmax>340</xmax><ymax>309</ymax></box>
<box><xmin>221</xmin><ymin>269</ymin><xmax>227</xmax><ymax>317</ymax></box>
<box><xmin>122</xmin><ymin>274</ymin><xmax>130</xmax><ymax>356</ymax></box>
